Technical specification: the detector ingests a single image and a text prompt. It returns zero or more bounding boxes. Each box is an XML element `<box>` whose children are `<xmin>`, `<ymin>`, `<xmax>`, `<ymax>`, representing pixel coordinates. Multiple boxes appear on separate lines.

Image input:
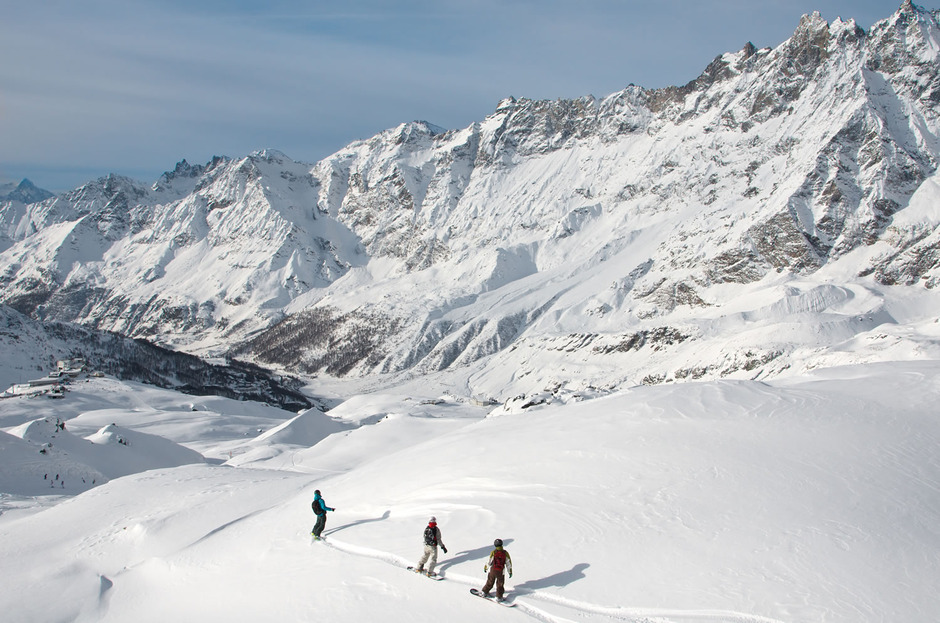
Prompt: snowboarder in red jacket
<box><xmin>481</xmin><ymin>539</ymin><xmax>512</xmax><ymax>601</ymax></box>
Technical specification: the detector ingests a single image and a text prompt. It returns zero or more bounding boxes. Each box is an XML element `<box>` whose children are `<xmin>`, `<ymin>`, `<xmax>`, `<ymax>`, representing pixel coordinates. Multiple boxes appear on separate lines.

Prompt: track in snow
<box><xmin>315</xmin><ymin>532</ymin><xmax>785</xmax><ymax>623</ymax></box>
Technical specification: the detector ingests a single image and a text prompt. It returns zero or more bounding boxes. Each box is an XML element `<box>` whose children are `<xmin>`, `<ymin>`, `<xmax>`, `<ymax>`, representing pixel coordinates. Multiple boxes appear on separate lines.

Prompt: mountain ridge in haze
<box><xmin>0</xmin><ymin>178</ymin><xmax>54</xmax><ymax>205</ymax></box>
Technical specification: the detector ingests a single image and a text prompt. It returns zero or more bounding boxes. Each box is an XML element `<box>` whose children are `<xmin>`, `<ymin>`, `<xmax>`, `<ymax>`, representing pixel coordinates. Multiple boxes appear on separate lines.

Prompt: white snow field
<box><xmin>1</xmin><ymin>362</ymin><xmax>938</xmax><ymax>623</ymax></box>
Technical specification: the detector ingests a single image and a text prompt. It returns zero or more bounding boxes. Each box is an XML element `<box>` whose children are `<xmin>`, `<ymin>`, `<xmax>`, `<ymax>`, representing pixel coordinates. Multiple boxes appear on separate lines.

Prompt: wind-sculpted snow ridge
<box><xmin>2</xmin><ymin>4</ymin><xmax>940</xmax><ymax>401</ymax></box>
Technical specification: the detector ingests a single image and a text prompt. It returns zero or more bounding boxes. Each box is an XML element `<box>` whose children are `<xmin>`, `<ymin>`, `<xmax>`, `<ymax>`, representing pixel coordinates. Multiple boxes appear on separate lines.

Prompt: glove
<box><xmin>483</xmin><ymin>565</ymin><xmax>488</xmax><ymax>572</ymax></box>
<box><xmin>441</xmin><ymin>546</ymin><xmax>447</xmax><ymax>554</ymax></box>
<box><xmin>509</xmin><ymin>571</ymin><xmax>513</xmax><ymax>578</ymax></box>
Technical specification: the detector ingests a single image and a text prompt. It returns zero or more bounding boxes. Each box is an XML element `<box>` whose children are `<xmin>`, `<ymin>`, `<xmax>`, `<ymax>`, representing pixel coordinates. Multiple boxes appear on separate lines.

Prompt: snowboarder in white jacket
<box><xmin>415</xmin><ymin>516</ymin><xmax>447</xmax><ymax>576</ymax></box>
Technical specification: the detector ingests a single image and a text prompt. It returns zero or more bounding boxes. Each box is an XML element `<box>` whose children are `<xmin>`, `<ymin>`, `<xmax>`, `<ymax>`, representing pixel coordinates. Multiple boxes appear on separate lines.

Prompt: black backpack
<box><xmin>424</xmin><ymin>525</ymin><xmax>438</xmax><ymax>546</ymax></box>
<box><xmin>312</xmin><ymin>499</ymin><xmax>325</xmax><ymax>515</ymax></box>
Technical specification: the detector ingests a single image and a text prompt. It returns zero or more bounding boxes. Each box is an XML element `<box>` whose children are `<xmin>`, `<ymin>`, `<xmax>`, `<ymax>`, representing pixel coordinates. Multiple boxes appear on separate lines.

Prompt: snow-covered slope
<box><xmin>0</xmin><ymin>153</ymin><xmax>359</xmax><ymax>349</ymax></box>
<box><xmin>240</xmin><ymin>3</ymin><xmax>940</xmax><ymax>401</ymax></box>
<box><xmin>0</xmin><ymin>375</ymin><xmax>333</xmax><ymax>497</ymax></box>
<box><xmin>1</xmin><ymin>416</ymin><xmax>204</xmax><ymax>496</ymax></box>
<box><xmin>1</xmin><ymin>361</ymin><xmax>937</xmax><ymax>623</ymax></box>
<box><xmin>2</xmin><ymin>3</ymin><xmax>940</xmax><ymax>404</ymax></box>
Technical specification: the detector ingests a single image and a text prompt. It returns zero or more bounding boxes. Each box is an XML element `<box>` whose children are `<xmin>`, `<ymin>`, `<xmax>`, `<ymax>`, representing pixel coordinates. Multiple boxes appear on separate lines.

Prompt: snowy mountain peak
<box><xmin>154</xmin><ymin>158</ymin><xmax>204</xmax><ymax>184</ymax></box>
<box><xmin>68</xmin><ymin>173</ymin><xmax>148</xmax><ymax>205</ymax></box>
<box><xmin>898</xmin><ymin>0</ymin><xmax>924</xmax><ymax>17</ymax></box>
<box><xmin>796</xmin><ymin>10</ymin><xmax>829</xmax><ymax>34</ymax></box>
<box><xmin>409</xmin><ymin>120</ymin><xmax>447</xmax><ymax>136</ymax></box>
<box><xmin>3</xmin><ymin>4</ymin><xmax>940</xmax><ymax>398</ymax></box>
<box><xmin>151</xmin><ymin>158</ymin><xmax>217</xmax><ymax>199</ymax></box>
<box><xmin>164</xmin><ymin>158</ymin><xmax>202</xmax><ymax>179</ymax></box>
<box><xmin>881</xmin><ymin>0</ymin><xmax>939</xmax><ymax>35</ymax></box>
<box><xmin>0</xmin><ymin>178</ymin><xmax>55</xmax><ymax>204</ymax></box>
<box><xmin>249</xmin><ymin>148</ymin><xmax>295</xmax><ymax>164</ymax></box>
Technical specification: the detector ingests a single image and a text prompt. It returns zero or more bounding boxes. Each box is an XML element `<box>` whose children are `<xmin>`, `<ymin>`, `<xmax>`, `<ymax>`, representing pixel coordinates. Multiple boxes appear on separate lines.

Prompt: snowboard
<box><xmin>470</xmin><ymin>588</ymin><xmax>515</xmax><ymax>606</ymax></box>
<box><xmin>407</xmin><ymin>566</ymin><xmax>444</xmax><ymax>580</ymax></box>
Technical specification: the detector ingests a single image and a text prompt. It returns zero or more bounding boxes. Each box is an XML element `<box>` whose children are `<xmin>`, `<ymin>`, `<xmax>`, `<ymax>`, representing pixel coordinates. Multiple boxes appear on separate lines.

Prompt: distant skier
<box><xmin>415</xmin><ymin>516</ymin><xmax>447</xmax><ymax>576</ymax></box>
<box><xmin>311</xmin><ymin>490</ymin><xmax>335</xmax><ymax>540</ymax></box>
<box><xmin>480</xmin><ymin>539</ymin><xmax>512</xmax><ymax>601</ymax></box>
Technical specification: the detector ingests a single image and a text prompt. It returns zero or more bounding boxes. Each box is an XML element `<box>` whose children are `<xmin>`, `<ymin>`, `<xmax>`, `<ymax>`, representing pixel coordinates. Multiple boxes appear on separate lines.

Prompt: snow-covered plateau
<box><xmin>2</xmin><ymin>3</ymin><xmax>940</xmax><ymax>623</ymax></box>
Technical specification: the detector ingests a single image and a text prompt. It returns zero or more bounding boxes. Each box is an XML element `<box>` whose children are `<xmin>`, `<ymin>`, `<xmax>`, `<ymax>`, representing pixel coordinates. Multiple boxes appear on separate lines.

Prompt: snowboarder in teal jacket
<box><xmin>311</xmin><ymin>490</ymin><xmax>335</xmax><ymax>539</ymax></box>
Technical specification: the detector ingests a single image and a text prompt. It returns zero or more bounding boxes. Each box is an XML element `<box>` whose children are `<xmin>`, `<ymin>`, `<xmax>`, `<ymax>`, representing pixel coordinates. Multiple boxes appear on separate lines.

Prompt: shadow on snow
<box><xmin>438</xmin><ymin>538</ymin><xmax>515</xmax><ymax>573</ymax></box>
<box><xmin>512</xmin><ymin>563</ymin><xmax>590</xmax><ymax>594</ymax></box>
<box><xmin>324</xmin><ymin>510</ymin><xmax>392</xmax><ymax>535</ymax></box>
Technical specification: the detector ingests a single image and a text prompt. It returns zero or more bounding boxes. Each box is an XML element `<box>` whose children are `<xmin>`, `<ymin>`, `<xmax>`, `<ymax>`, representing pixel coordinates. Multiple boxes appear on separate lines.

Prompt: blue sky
<box><xmin>0</xmin><ymin>0</ymin><xmax>926</xmax><ymax>191</ymax></box>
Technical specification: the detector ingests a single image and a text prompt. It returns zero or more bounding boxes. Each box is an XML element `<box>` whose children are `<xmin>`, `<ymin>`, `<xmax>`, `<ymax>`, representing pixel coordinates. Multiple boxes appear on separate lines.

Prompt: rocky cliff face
<box><xmin>3</xmin><ymin>3</ymin><xmax>940</xmax><ymax>400</ymax></box>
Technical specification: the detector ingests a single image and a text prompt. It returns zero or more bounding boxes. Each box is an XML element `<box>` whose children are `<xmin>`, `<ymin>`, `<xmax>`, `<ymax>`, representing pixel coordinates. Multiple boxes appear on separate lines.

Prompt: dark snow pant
<box><xmin>482</xmin><ymin>567</ymin><xmax>506</xmax><ymax>599</ymax></box>
<box><xmin>313</xmin><ymin>513</ymin><xmax>327</xmax><ymax>537</ymax></box>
